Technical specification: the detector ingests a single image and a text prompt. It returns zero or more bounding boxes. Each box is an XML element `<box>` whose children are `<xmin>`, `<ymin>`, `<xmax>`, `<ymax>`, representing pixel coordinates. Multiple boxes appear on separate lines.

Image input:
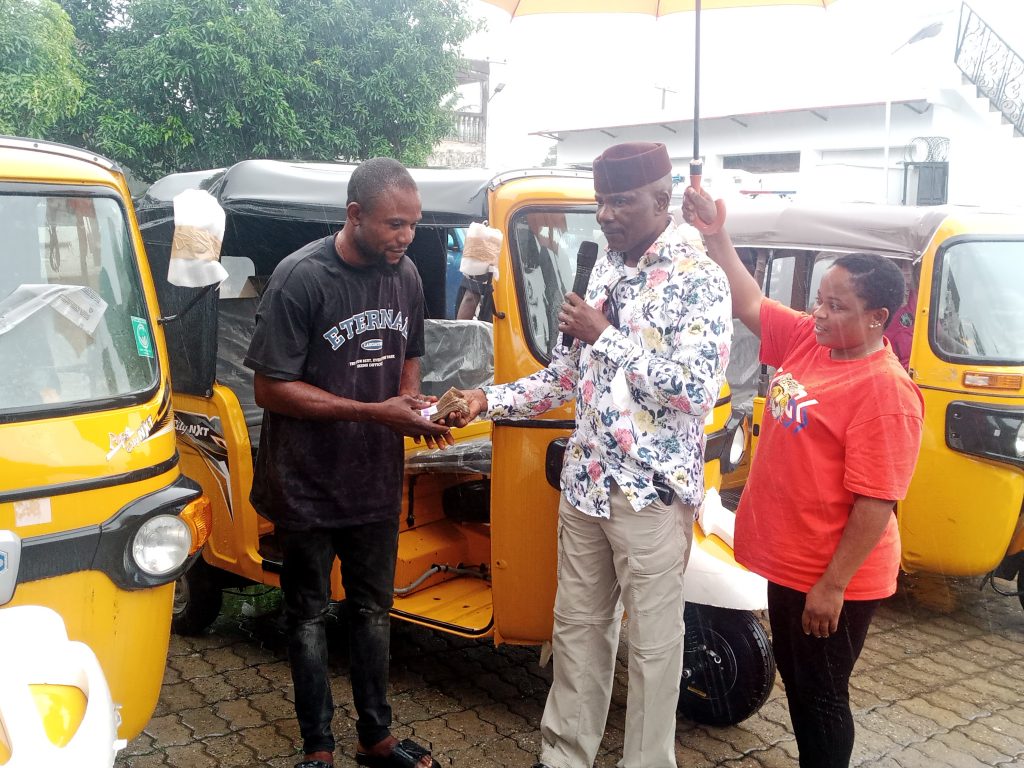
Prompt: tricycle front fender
<box><xmin>684</xmin><ymin>488</ymin><xmax>767</xmax><ymax>612</ymax></box>
<box><xmin>684</xmin><ymin>529</ymin><xmax>768</xmax><ymax>612</ymax></box>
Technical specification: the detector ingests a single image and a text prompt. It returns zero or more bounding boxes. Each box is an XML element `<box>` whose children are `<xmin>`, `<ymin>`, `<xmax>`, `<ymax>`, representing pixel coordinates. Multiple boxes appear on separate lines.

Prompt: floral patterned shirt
<box><xmin>483</xmin><ymin>222</ymin><xmax>731</xmax><ymax>519</ymax></box>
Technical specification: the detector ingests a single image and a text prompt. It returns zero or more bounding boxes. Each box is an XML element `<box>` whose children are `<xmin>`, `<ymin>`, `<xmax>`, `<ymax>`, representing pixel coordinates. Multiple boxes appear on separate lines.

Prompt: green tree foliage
<box><xmin>55</xmin><ymin>0</ymin><xmax>478</xmax><ymax>180</ymax></box>
<box><xmin>0</xmin><ymin>0</ymin><xmax>85</xmax><ymax>136</ymax></box>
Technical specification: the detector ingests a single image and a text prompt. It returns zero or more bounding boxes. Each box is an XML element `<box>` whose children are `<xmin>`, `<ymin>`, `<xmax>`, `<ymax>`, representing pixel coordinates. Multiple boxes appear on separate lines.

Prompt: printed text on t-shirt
<box><xmin>322</xmin><ymin>309</ymin><xmax>409</xmax><ymax>350</ymax></box>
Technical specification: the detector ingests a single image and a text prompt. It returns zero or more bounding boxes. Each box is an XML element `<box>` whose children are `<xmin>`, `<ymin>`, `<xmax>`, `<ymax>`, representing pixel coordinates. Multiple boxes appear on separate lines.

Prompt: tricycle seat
<box><xmin>216</xmin><ymin>297</ymin><xmax>263</xmax><ymax>453</ymax></box>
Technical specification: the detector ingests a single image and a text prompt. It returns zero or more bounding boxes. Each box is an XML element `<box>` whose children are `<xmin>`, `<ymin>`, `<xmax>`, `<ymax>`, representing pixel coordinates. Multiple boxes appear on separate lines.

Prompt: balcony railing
<box><xmin>955</xmin><ymin>2</ymin><xmax>1024</xmax><ymax>136</ymax></box>
<box><xmin>446</xmin><ymin>113</ymin><xmax>485</xmax><ymax>145</ymax></box>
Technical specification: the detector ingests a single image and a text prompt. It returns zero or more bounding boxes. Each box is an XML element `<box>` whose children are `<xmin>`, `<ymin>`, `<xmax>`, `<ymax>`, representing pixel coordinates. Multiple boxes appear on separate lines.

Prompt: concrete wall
<box><xmin>547</xmin><ymin>14</ymin><xmax>1024</xmax><ymax>211</ymax></box>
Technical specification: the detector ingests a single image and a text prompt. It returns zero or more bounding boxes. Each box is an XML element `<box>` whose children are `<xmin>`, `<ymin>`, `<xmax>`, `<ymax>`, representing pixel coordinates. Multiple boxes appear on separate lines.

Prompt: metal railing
<box><xmin>955</xmin><ymin>3</ymin><xmax>1024</xmax><ymax>136</ymax></box>
<box><xmin>445</xmin><ymin>113</ymin><xmax>485</xmax><ymax>145</ymax></box>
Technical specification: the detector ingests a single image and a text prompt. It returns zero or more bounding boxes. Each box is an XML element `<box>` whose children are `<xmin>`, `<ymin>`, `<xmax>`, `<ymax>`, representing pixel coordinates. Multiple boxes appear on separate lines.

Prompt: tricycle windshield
<box><xmin>933</xmin><ymin>239</ymin><xmax>1024</xmax><ymax>364</ymax></box>
<box><xmin>0</xmin><ymin>192</ymin><xmax>159</xmax><ymax>420</ymax></box>
<box><xmin>510</xmin><ymin>207</ymin><xmax>605</xmax><ymax>360</ymax></box>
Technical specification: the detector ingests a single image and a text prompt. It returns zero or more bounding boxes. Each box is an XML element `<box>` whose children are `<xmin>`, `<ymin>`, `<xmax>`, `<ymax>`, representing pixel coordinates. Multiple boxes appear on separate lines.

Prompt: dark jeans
<box><xmin>768</xmin><ymin>582</ymin><xmax>880</xmax><ymax>768</ymax></box>
<box><xmin>278</xmin><ymin>518</ymin><xmax>399</xmax><ymax>755</ymax></box>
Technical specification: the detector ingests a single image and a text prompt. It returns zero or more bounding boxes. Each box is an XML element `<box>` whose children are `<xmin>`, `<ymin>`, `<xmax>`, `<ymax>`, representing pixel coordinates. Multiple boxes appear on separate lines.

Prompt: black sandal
<box><xmin>354</xmin><ymin>738</ymin><xmax>441</xmax><ymax>768</ymax></box>
<box><xmin>295</xmin><ymin>761</ymin><xmax>333</xmax><ymax>768</ymax></box>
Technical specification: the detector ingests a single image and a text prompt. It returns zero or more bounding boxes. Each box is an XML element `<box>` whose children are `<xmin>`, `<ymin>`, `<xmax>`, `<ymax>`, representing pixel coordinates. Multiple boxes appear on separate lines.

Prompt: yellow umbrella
<box><xmin>480</xmin><ymin>0</ymin><xmax>837</xmax><ymax>232</ymax></box>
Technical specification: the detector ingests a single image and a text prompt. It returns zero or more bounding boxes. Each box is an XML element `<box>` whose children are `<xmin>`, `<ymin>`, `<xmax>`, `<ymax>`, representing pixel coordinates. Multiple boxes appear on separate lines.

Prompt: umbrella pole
<box><xmin>688</xmin><ymin>0</ymin><xmax>727</xmax><ymax>235</ymax></box>
<box><xmin>689</xmin><ymin>0</ymin><xmax>707</xmax><ymax>195</ymax></box>
<box><xmin>693</xmin><ymin>0</ymin><xmax>701</xmax><ymax>166</ymax></box>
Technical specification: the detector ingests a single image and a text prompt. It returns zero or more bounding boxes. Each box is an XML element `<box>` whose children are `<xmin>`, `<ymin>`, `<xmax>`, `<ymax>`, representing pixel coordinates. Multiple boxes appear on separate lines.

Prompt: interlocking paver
<box><xmin>201</xmin><ymin>646</ymin><xmax>248</xmax><ymax>672</ymax></box>
<box><xmin>179</xmin><ymin>707</ymin><xmax>231</xmax><ymax>739</ymax></box>
<box><xmin>168</xmin><ymin>653</ymin><xmax>217</xmax><ymax>680</ymax></box>
<box><xmin>222</xmin><ymin>665</ymin><xmax>277</xmax><ymax>694</ymax></box>
<box><xmin>916</xmin><ymin>650</ymin><xmax>987</xmax><ymax>678</ymax></box>
<box><xmin>190</xmin><ymin>673</ymin><xmax>244</xmax><ymax>705</ymax></box>
<box><xmin>162</xmin><ymin>742</ymin><xmax>218</xmax><ymax>768</ymax></box>
<box><xmin>959</xmin><ymin>675</ymin><xmax>1024</xmax><ymax>708</ymax></box>
<box><xmin>214</xmin><ymin>698</ymin><xmax>266</xmax><ymax>730</ymax></box>
<box><xmin>238</xmin><ymin>722</ymin><xmax>296</xmax><ymax>762</ymax></box>
<box><xmin>445</xmin><ymin>710</ymin><xmax>502</xmax><ymax>743</ymax></box>
<box><xmin>959</xmin><ymin>716</ymin><xmax>1024</xmax><ymax>760</ymax></box>
<box><xmin>858</xmin><ymin>703</ymin><xmax>942</xmax><ymax>747</ymax></box>
<box><xmin>142</xmin><ymin>713</ymin><xmax>193</xmax><ymax>749</ymax></box>
<box><xmin>153</xmin><ymin>681</ymin><xmax>206</xmax><ymax>716</ymax></box>
<box><xmin>116</xmin><ymin>578</ymin><xmax>1024</xmax><ymax>767</ymax></box>
<box><xmin>200</xmin><ymin>733</ymin><xmax>258</xmax><ymax>767</ymax></box>
<box><xmin>898</xmin><ymin>696</ymin><xmax>971</xmax><ymax>731</ymax></box>
<box><xmin>248</xmin><ymin>689</ymin><xmax>299</xmax><ymax>722</ymax></box>
<box><xmin>848</xmin><ymin>716</ymin><xmax>903</xmax><ymax>759</ymax></box>
<box><xmin>934</xmin><ymin>729</ymin><xmax>1017</xmax><ymax>766</ymax></box>
<box><xmin>119</xmin><ymin>752</ymin><xmax>168</xmax><ymax>768</ymax></box>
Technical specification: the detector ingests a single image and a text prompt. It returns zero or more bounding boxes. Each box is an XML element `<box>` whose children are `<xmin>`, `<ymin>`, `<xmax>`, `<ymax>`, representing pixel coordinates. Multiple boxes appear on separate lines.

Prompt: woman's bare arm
<box><xmin>682</xmin><ymin>188</ymin><xmax>764</xmax><ymax>336</ymax></box>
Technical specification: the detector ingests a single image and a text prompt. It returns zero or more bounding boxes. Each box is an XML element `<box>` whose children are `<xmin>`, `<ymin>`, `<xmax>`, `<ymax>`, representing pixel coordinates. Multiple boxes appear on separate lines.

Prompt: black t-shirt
<box><xmin>244</xmin><ymin>235</ymin><xmax>425</xmax><ymax>529</ymax></box>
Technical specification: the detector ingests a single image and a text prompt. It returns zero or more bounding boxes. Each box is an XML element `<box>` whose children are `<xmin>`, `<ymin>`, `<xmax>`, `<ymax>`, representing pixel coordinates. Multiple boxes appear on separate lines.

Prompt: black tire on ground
<box><xmin>172</xmin><ymin>556</ymin><xmax>224</xmax><ymax>635</ymax></box>
<box><xmin>1018</xmin><ymin>568</ymin><xmax>1024</xmax><ymax>613</ymax></box>
<box><xmin>678</xmin><ymin>603</ymin><xmax>776</xmax><ymax>727</ymax></box>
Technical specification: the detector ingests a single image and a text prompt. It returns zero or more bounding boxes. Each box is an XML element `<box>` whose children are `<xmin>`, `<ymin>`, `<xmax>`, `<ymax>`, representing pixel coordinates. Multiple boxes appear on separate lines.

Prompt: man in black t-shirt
<box><xmin>244</xmin><ymin>157</ymin><xmax>451</xmax><ymax>768</ymax></box>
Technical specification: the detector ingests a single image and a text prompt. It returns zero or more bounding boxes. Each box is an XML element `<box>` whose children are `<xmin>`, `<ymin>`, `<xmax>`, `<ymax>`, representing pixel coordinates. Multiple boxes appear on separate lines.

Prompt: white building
<box><xmin>536</xmin><ymin>2</ymin><xmax>1023</xmax><ymax>210</ymax></box>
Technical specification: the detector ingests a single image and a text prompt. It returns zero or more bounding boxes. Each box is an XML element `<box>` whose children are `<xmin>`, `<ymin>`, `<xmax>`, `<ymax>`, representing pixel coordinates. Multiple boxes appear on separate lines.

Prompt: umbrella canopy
<box><xmin>483</xmin><ymin>1</ymin><xmax>832</xmax><ymax>15</ymax></box>
<box><xmin>479</xmin><ymin>0</ymin><xmax>838</xmax><ymax>231</ymax></box>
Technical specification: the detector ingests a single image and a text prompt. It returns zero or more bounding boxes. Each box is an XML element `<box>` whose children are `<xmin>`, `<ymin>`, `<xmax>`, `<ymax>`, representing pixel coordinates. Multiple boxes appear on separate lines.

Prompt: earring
<box><xmin>870</xmin><ymin>321</ymin><xmax>881</xmax><ymax>328</ymax></box>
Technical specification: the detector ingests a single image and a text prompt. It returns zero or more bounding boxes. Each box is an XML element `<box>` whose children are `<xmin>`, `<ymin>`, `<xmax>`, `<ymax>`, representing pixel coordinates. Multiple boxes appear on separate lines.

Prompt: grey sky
<box><xmin>462</xmin><ymin>0</ymin><xmax>1017</xmax><ymax>168</ymax></box>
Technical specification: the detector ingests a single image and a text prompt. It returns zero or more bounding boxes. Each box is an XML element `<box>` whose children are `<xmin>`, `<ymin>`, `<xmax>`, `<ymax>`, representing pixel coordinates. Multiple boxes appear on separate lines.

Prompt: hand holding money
<box><xmin>420</xmin><ymin>387</ymin><xmax>471</xmax><ymax>423</ymax></box>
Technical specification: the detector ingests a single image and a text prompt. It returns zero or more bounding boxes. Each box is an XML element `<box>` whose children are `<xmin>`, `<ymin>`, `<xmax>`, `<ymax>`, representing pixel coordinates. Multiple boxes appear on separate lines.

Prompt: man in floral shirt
<box><xmin>458</xmin><ymin>142</ymin><xmax>731</xmax><ymax>768</ymax></box>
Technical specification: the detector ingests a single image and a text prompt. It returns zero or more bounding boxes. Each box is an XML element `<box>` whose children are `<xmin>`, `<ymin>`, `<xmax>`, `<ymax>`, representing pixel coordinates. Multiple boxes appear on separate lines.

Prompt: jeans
<box><xmin>278</xmin><ymin>518</ymin><xmax>399</xmax><ymax>755</ymax></box>
<box><xmin>767</xmin><ymin>582</ymin><xmax>880</xmax><ymax>768</ymax></box>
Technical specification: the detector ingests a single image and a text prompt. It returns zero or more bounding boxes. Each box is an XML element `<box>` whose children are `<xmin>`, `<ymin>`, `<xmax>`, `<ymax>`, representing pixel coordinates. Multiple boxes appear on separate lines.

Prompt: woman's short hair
<box><xmin>833</xmin><ymin>253</ymin><xmax>905</xmax><ymax>328</ymax></box>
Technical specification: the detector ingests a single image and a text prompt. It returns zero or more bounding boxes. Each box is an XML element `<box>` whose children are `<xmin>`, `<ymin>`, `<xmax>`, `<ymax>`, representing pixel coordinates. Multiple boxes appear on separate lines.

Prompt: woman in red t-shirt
<box><xmin>684</xmin><ymin>190</ymin><xmax>924</xmax><ymax>768</ymax></box>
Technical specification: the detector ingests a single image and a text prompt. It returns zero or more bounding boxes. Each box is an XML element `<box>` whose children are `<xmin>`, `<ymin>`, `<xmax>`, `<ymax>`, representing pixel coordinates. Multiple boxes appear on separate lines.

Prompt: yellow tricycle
<box><xmin>0</xmin><ymin>137</ymin><xmax>212</xmax><ymax>751</ymax></box>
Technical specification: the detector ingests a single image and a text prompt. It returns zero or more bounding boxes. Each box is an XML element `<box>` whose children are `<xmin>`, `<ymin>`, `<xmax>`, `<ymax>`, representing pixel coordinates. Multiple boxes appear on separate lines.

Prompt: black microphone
<box><xmin>562</xmin><ymin>240</ymin><xmax>599</xmax><ymax>349</ymax></box>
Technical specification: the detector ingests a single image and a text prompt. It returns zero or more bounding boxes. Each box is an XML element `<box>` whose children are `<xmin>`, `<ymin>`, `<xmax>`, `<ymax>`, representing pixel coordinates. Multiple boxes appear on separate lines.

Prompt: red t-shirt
<box><xmin>734</xmin><ymin>300</ymin><xmax>924</xmax><ymax>600</ymax></box>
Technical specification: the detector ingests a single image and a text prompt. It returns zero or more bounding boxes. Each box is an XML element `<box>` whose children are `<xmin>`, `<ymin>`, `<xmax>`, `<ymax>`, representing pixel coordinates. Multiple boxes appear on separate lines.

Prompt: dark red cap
<box><xmin>593</xmin><ymin>142</ymin><xmax>672</xmax><ymax>194</ymax></box>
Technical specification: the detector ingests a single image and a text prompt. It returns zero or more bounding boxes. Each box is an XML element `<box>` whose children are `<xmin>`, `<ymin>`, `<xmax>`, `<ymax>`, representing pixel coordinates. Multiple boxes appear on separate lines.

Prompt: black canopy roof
<box><xmin>137</xmin><ymin>160</ymin><xmax>497</xmax><ymax>227</ymax></box>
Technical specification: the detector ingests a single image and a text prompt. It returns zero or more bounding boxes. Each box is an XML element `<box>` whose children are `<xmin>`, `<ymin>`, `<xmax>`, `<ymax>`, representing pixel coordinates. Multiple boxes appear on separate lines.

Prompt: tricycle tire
<box><xmin>678</xmin><ymin>603</ymin><xmax>775</xmax><ymax>726</ymax></box>
<box><xmin>172</xmin><ymin>557</ymin><xmax>223</xmax><ymax>635</ymax></box>
<box><xmin>1018</xmin><ymin>569</ymin><xmax>1024</xmax><ymax>613</ymax></box>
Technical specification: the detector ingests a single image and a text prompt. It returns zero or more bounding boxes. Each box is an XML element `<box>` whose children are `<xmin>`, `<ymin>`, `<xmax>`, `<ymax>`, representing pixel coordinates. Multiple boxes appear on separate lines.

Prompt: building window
<box><xmin>723</xmin><ymin>152</ymin><xmax>800</xmax><ymax>174</ymax></box>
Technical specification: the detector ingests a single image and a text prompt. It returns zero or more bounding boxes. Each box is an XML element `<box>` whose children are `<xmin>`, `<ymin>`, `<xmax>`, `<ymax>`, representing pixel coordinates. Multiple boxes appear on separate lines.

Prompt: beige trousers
<box><xmin>539</xmin><ymin>485</ymin><xmax>694</xmax><ymax>768</ymax></box>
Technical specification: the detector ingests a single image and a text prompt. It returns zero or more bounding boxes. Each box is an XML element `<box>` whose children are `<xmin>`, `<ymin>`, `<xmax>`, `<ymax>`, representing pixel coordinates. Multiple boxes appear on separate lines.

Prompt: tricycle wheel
<box><xmin>678</xmin><ymin>603</ymin><xmax>775</xmax><ymax>726</ymax></box>
<box><xmin>172</xmin><ymin>557</ymin><xmax>223</xmax><ymax>635</ymax></box>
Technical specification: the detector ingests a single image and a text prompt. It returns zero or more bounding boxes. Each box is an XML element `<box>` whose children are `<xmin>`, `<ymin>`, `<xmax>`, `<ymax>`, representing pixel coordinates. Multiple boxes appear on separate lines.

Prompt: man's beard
<box><xmin>352</xmin><ymin>230</ymin><xmax>390</xmax><ymax>266</ymax></box>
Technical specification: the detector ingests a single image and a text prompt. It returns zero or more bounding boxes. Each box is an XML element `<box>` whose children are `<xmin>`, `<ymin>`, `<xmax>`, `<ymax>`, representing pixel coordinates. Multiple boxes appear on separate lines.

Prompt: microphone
<box><xmin>562</xmin><ymin>240</ymin><xmax>599</xmax><ymax>350</ymax></box>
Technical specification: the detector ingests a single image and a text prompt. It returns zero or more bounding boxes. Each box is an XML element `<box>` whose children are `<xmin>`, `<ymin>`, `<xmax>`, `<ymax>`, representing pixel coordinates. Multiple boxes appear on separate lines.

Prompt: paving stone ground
<box><xmin>116</xmin><ymin>574</ymin><xmax>1024</xmax><ymax>767</ymax></box>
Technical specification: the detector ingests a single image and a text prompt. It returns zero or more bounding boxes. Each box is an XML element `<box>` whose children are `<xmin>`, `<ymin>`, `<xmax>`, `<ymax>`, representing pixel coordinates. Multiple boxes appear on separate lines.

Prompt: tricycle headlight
<box><xmin>131</xmin><ymin>515</ymin><xmax>192</xmax><ymax>576</ymax></box>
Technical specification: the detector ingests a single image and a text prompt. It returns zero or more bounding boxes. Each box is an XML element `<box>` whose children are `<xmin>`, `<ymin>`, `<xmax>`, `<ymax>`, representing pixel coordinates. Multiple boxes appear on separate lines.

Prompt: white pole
<box><xmin>883</xmin><ymin>99</ymin><xmax>892</xmax><ymax>203</ymax></box>
<box><xmin>884</xmin><ymin>20</ymin><xmax>944</xmax><ymax>205</ymax></box>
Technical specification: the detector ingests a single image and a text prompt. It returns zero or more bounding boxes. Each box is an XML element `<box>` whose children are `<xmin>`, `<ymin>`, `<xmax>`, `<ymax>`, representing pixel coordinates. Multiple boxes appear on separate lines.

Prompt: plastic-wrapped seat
<box><xmin>408</xmin><ymin>319</ymin><xmax>495</xmax><ymax>476</ymax></box>
<box><xmin>418</xmin><ymin>318</ymin><xmax>493</xmax><ymax>399</ymax></box>
<box><xmin>216</xmin><ymin>297</ymin><xmax>262</xmax><ymax>454</ymax></box>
